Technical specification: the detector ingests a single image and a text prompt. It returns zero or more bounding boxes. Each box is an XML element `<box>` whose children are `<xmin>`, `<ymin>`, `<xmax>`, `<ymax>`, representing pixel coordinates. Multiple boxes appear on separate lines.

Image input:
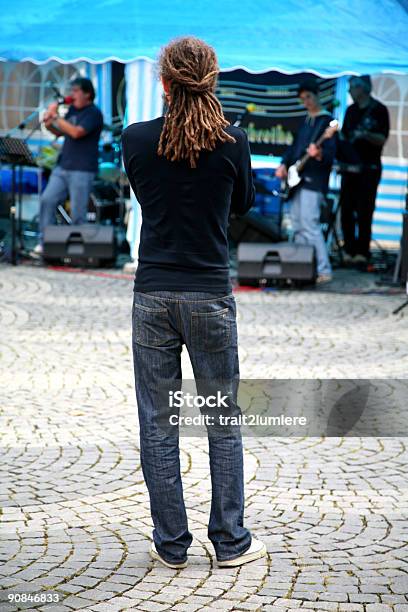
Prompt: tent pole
<box><xmin>124</xmin><ymin>60</ymin><xmax>164</xmax><ymax>266</ymax></box>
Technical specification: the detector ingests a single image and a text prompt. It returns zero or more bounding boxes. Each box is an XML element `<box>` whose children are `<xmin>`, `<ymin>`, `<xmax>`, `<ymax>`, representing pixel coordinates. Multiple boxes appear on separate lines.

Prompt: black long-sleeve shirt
<box><xmin>121</xmin><ymin>116</ymin><xmax>254</xmax><ymax>292</ymax></box>
<box><xmin>281</xmin><ymin>111</ymin><xmax>336</xmax><ymax>194</ymax></box>
<box><xmin>341</xmin><ymin>98</ymin><xmax>389</xmax><ymax>165</ymax></box>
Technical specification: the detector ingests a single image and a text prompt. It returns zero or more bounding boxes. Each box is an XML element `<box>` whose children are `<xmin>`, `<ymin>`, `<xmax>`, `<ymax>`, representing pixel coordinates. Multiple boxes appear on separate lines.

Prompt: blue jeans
<box><xmin>290</xmin><ymin>187</ymin><xmax>332</xmax><ymax>276</ymax></box>
<box><xmin>39</xmin><ymin>166</ymin><xmax>95</xmax><ymax>243</ymax></box>
<box><xmin>132</xmin><ymin>290</ymin><xmax>252</xmax><ymax>565</ymax></box>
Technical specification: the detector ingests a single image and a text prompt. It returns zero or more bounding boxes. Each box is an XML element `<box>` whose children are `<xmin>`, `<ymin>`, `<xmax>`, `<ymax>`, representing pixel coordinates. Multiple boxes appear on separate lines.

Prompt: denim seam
<box><xmin>133</xmin><ymin>338</ymin><xmax>167</xmax><ymax>349</ymax></box>
<box><xmin>133</xmin><ymin>302</ymin><xmax>168</xmax><ymax>315</ymax></box>
<box><xmin>191</xmin><ymin>308</ymin><xmax>229</xmax><ymax>317</ymax></box>
<box><xmin>134</xmin><ymin>292</ymin><xmax>234</xmax><ymax>303</ymax></box>
<box><xmin>176</xmin><ymin>300</ymin><xmax>183</xmax><ymax>336</ymax></box>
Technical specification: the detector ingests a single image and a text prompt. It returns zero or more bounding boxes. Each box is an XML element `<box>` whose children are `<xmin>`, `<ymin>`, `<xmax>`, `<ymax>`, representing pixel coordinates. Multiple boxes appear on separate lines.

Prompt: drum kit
<box><xmin>90</xmin><ymin>132</ymin><xmax>129</xmax><ymax>227</ymax></box>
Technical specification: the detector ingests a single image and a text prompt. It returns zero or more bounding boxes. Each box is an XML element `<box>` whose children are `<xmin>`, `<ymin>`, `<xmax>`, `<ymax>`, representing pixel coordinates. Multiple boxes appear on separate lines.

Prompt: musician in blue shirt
<box><xmin>32</xmin><ymin>77</ymin><xmax>103</xmax><ymax>257</ymax></box>
<box><xmin>275</xmin><ymin>79</ymin><xmax>336</xmax><ymax>283</ymax></box>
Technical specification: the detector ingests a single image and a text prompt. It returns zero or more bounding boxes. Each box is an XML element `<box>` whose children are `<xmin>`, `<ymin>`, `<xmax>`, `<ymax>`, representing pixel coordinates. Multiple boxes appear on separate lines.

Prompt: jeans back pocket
<box><xmin>191</xmin><ymin>307</ymin><xmax>234</xmax><ymax>352</ymax></box>
<box><xmin>132</xmin><ymin>302</ymin><xmax>172</xmax><ymax>348</ymax></box>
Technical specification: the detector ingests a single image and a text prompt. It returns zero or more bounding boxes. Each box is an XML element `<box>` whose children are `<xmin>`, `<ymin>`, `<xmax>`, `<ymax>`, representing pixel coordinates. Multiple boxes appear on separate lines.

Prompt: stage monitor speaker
<box><xmin>238</xmin><ymin>241</ymin><xmax>316</xmax><ymax>285</ymax></box>
<box><xmin>0</xmin><ymin>192</ymin><xmax>12</xmax><ymax>218</ymax></box>
<box><xmin>229</xmin><ymin>210</ymin><xmax>281</xmax><ymax>244</ymax></box>
<box><xmin>43</xmin><ymin>224</ymin><xmax>116</xmax><ymax>266</ymax></box>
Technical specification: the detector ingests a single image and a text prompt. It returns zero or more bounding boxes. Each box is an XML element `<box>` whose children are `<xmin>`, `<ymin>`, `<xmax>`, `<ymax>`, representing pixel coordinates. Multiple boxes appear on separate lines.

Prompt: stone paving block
<box><xmin>204</xmin><ymin>599</ymin><xmax>239</xmax><ymax>610</ymax></box>
<box><xmin>381</xmin><ymin>595</ymin><xmax>408</xmax><ymax>603</ymax></box>
<box><xmin>259</xmin><ymin>588</ymin><xmax>290</xmax><ymax>597</ymax></box>
<box><xmin>263</xmin><ymin>606</ymin><xmax>302</xmax><ymax>611</ymax></box>
<box><xmin>136</xmin><ymin>601</ymin><xmax>172</xmax><ymax>611</ymax></box>
<box><xmin>349</xmin><ymin>594</ymin><xmax>381</xmax><ymax>603</ymax></box>
<box><xmin>392</xmin><ymin>577</ymin><xmax>408</xmax><ymax>594</ymax></box>
<box><xmin>228</xmin><ymin>603</ymin><xmax>261</xmax><ymax>611</ymax></box>
<box><xmin>302</xmin><ymin>602</ymin><xmax>340</xmax><ymax>611</ymax></box>
<box><xmin>169</xmin><ymin>605</ymin><xmax>202</xmax><ymax>612</ymax></box>
<box><xmin>317</xmin><ymin>593</ymin><xmax>348</xmax><ymax>603</ymax></box>
<box><xmin>360</xmin><ymin>585</ymin><xmax>391</xmax><ymax>594</ymax></box>
<box><xmin>61</xmin><ymin>595</ymin><xmax>99</xmax><ymax>609</ymax></box>
<box><xmin>68</xmin><ymin>576</ymin><xmax>101</xmax><ymax>589</ymax></box>
<box><xmin>58</xmin><ymin>584</ymin><xmax>84</xmax><ymax>594</ymax></box>
<box><xmin>273</xmin><ymin>599</ymin><xmax>308</xmax><ymax>609</ymax></box>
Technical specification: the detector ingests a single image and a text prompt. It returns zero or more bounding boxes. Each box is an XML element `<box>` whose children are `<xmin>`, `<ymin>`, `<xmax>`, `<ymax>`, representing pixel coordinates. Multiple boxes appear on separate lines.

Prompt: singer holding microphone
<box><xmin>32</xmin><ymin>77</ymin><xmax>103</xmax><ymax>257</ymax></box>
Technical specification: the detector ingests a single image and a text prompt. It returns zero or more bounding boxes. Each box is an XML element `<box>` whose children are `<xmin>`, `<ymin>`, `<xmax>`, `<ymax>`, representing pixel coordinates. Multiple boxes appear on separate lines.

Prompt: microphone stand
<box><xmin>5</xmin><ymin>105</ymin><xmax>44</xmax><ymax>138</ymax></box>
<box><xmin>4</xmin><ymin>101</ymin><xmax>52</xmax><ymax>259</ymax></box>
<box><xmin>233</xmin><ymin>108</ymin><xmax>251</xmax><ymax>128</ymax></box>
<box><xmin>5</xmin><ymin>93</ymin><xmax>60</xmax><ymax>138</ymax></box>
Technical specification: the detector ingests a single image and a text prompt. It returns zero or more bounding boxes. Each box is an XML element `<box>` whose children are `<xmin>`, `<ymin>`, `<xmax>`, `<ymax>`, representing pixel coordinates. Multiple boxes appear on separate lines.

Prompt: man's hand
<box><xmin>275</xmin><ymin>164</ymin><xmax>288</xmax><ymax>179</ymax></box>
<box><xmin>352</xmin><ymin>129</ymin><xmax>365</xmax><ymax>141</ymax></box>
<box><xmin>43</xmin><ymin>102</ymin><xmax>59</xmax><ymax>124</ymax></box>
<box><xmin>47</xmin><ymin>102</ymin><xmax>59</xmax><ymax>115</ymax></box>
<box><xmin>307</xmin><ymin>143</ymin><xmax>322</xmax><ymax>161</ymax></box>
<box><xmin>353</xmin><ymin>129</ymin><xmax>386</xmax><ymax>147</ymax></box>
<box><xmin>43</xmin><ymin>103</ymin><xmax>63</xmax><ymax>136</ymax></box>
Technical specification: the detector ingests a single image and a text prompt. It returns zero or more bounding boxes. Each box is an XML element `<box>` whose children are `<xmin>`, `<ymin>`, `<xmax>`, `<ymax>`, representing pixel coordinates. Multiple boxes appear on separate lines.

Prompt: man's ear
<box><xmin>161</xmin><ymin>77</ymin><xmax>171</xmax><ymax>94</ymax></box>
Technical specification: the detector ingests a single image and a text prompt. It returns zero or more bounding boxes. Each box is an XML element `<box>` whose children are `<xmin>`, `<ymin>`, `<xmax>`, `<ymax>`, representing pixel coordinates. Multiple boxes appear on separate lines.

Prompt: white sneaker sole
<box><xmin>150</xmin><ymin>545</ymin><xmax>187</xmax><ymax>569</ymax></box>
<box><xmin>217</xmin><ymin>542</ymin><xmax>267</xmax><ymax>567</ymax></box>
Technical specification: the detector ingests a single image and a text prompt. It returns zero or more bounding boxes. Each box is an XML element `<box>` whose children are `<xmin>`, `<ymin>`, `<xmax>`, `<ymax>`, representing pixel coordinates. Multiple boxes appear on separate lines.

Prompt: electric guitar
<box><xmin>285</xmin><ymin>119</ymin><xmax>339</xmax><ymax>196</ymax></box>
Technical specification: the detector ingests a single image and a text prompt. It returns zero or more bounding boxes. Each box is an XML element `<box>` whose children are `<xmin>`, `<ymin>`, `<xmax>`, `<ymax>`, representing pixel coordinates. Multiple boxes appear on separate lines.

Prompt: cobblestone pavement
<box><xmin>1</xmin><ymin>263</ymin><xmax>408</xmax><ymax>612</ymax></box>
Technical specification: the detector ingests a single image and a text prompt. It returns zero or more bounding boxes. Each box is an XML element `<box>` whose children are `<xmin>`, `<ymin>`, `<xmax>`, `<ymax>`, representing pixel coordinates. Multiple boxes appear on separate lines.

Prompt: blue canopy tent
<box><xmin>2</xmin><ymin>0</ymin><xmax>408</xmax><ymax>74</ymax></box>
<box><xmin>1</xmin><ymin>0</ymin><xmax>407</xmax><ymax>256</ymax></box>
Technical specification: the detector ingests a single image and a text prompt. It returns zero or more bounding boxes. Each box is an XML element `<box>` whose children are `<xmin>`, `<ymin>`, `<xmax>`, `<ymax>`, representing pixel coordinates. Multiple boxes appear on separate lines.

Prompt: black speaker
<box><xmin>0</xmin><ymin>192</ymin><xmax>12</xmax><ymax>218</ymax></box>
<box><xmin>229</xmin><ymin>210</ymin><xmax>281</xmax><ymax>243</ymax></box>
<box><xmin>238</xmin><ymin>242</ymin><xmax>316</xmax><ymax>285</ymax></box>
<box><xmin>43</xmin><ymin>224</ymin><xmax>116</xmax><ymax>266</ymax></box>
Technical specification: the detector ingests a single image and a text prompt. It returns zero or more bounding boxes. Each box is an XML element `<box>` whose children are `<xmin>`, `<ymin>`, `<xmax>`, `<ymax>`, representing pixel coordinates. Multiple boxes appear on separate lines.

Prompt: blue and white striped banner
<box><xmin>372</xmin><ymin>158</ymin><xmax>407</xmax><ymax>247</ymax></box>
<box><xmin>124</xmin><ymin>60</ymin><xmax>163</xmax><ymax>260</ymax></box>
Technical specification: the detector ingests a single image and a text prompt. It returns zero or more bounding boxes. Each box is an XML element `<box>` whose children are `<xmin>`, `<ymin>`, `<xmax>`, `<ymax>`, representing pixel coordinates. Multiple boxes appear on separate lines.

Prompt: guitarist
<box><xmin>275</xmin><ymin>79</ymin><xmax>336</xmax><ymax>283</ymax></box>
<box><xmin>339</xmin><ymin>75</ymin><xmax>390</xmax><ymax>266</ymax></box>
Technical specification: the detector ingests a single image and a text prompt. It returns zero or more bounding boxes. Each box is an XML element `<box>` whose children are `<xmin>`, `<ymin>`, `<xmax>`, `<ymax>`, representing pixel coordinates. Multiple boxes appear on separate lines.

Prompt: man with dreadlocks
<box><xmin>122</xmin><ymin>37</ymin><xmax>265</xmax><ymax>569</ymax></box>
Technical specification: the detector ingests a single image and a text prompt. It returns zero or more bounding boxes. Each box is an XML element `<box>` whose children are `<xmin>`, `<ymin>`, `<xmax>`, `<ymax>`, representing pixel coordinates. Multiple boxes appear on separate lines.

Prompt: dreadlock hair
<box><xmin>157</xmin><ymin>37</ymin><xmax>235</xmax><ymax>168</ymax></box>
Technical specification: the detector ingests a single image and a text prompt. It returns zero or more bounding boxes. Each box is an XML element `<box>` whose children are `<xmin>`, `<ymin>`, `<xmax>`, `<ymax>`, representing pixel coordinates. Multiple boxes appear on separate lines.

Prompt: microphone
<box><xmin>45</xmin><ymin>81</ymin><xmax>63</xmax><ymax>99</ymax></box>
<box><xmin>44</xmin><ymin>82</ymin><xmax>73</xmax><ymax>105</ymax></box>
<box><xmin>52</xmin><ymin>96</ymin><xmax>73</xmax><ymax>106</ymax></box>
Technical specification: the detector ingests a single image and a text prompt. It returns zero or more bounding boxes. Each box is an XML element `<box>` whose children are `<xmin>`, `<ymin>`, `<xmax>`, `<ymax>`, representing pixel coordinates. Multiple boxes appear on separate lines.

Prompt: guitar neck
<box><xmin>297</xmin><ymin>130</ymin><xmax>329</xmax><ymax>173</ymax></box>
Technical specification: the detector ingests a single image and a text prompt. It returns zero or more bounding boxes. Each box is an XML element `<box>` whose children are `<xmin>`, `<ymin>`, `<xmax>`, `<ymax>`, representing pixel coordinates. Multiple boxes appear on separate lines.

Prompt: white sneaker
<box><xmin>316</xmin><ymin>274</ymin><xmax>333</xmax><ymax>284</ymax></box>
<box><xmin>217</xmin><ymin>538</ymin><xmax>267</xmax><ymax>567</ymax></box>
<box><xmin>150</xmin><ymin>542</ymin><xmax>187</xmax><ymax>569</ymax></box>
<box><xmin>122</xmin><ymin>260</ymin><xmax>137</xmax><ymax>273</ymax></box>
<box><xmin>30</xmin><ymin>244</ymin><xmax>43</xmax><ymax>258</ymax></box>
<box><xmin>352</xmin><ymin>254</ymin><xmax>368</xmax><ymax>265</ymax></box>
